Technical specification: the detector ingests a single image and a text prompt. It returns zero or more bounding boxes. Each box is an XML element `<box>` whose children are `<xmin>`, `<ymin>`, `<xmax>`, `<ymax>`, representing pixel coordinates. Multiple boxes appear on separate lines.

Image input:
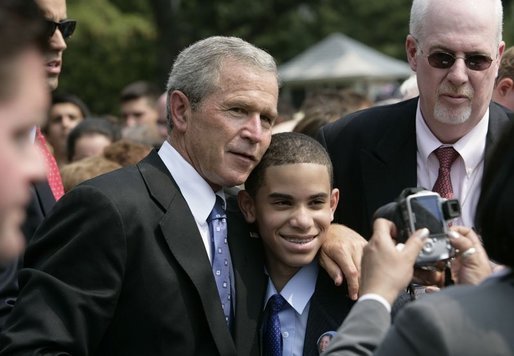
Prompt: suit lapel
<box><xmin>227</xmin><ymin>199</ymin><xmax>267</xmax><ymax>356</ymax></box>
<box><xmin>33</xmin><ymin>180</ymin><xmax>56</xmax><ymax>216</ymax></box>
<box><xmin>137</xmin><ymin>151</ymin><xmax>236</xmax><ymax>355</ymax></box>
<box><xmin>360</xmin><ymin>101</ymin><xmax>418</xmax><ymax>226</ymax></box>
<box><xmin>303</xmin><ymin>270</ymin><xmax>355</xmax><ymax>356</ymax></box>
<box><xmin>485</xmin><ymin>103</ymin><xmax>512</xmax><ymax>170</ymax></box>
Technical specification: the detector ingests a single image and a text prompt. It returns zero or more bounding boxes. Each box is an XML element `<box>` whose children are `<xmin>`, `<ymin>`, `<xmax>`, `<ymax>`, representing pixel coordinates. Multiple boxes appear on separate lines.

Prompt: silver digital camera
<box><xmin>373</xmin><ymin>187</ymin><xmax>461</xmax><ymax>266</ymax></box>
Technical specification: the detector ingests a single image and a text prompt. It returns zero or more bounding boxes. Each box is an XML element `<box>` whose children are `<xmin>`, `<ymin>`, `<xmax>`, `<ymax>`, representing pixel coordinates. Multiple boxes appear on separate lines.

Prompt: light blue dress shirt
<box><xmin>263</xmin><ymin>261</ymin><xmax>318</xmax><ymax>356</ymax></box>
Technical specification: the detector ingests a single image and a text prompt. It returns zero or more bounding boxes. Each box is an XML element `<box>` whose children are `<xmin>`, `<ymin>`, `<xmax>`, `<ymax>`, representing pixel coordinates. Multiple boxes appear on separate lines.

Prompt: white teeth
<box><xmin>284</xmin><ymin>237</ymin><xmax>313</xmax><ymax>244</ymax></box>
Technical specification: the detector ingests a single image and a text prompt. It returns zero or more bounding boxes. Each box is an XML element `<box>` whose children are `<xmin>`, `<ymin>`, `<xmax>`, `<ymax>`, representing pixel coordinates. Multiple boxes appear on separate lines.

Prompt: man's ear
<box><xmin>169</xmin><ymin>90</ymin><xmax>191</xmax><ymax>133</ymax></box>
<box><xmin>237</xmin><ymin>190</ymin><xmax>257</xmax><ymax>223</ymax></box>
<box><xmin>405</xmin><ymin>35</ymin><xmax>418</xmax><ymax>72</ymax></box>
<box><xmin>329</xmin><ymin>188</ymin><xmax>340</xmax><ymax>222</ymax></box>
<box><xmin>496</xmin><ymin>77</ymin><xmax>514</xmax><ymax>97</ymax></box>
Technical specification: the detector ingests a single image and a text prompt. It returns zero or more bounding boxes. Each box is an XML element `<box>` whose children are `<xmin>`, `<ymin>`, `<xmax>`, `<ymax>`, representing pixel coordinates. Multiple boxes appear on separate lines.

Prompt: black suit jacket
<box><xmin>318</xmin><ymin>98</ymin><xmax>512</xmax><ymax>238</ymax></box>
<box><xmin>0</xmin><ymin>150</ymin><xmax>265</xmax><ymax>356</ymax></box>
<box><xmin>302</xmin><ymin>270</ymin><xmax>354</xmax><ymax>356</ymax></box>
<box><xmin>257</xmin><ymin>268</ymin><xmax>354</xmax><ymax>356</ymax></box>
<box><xmin>0</xmin><ymin>181</ymin><xmax>55</xmax><ymax>328</ymax></box>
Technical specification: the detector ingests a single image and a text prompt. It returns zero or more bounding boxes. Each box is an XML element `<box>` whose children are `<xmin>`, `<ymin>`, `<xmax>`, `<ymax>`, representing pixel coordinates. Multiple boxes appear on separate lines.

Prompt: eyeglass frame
<box><xmin>411</xmin><ymin>35</ymin><xmax>497</xmax><ymax>72</ymax></box>
<box><xmin>46</xmin><ymin>19</ymin><xmax>77</xmax><ymax>40</ymax></box>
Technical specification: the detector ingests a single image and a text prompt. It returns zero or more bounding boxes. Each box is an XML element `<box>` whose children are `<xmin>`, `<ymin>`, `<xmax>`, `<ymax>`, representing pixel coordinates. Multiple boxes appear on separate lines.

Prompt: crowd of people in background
<box><xmin>40</xmin><ymin>75</ymin><xmax>421</xmax><ymax>193</ymax></box>
<box><xmin>0</xmin><ymin>0</ymin><xmax>513</xmax><ymax>355</ymax></box>
<box><xmin>8</xmin><ymin>0</ymin><xmax>514</xmax><ymax>205</ymax></box>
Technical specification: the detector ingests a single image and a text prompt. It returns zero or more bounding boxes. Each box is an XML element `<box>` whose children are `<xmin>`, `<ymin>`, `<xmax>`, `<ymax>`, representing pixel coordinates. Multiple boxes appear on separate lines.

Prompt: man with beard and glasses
<box><xmin>0</xmin><ymin>0</ymin><xmax>76</xmax><ymax>329</ymax></box>
<box><xmin>317</xmin><ymin>0</ymin><xmax>512</xmax><ymax>291</ymax></box>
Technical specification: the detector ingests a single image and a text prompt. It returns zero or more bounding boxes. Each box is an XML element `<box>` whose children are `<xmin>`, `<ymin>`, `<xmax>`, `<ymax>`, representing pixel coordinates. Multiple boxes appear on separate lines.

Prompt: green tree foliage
<box><xmin>504</xmin><ymin>3</ymin><xmax>514</xmax><ymax>48</ymax></box>
<box><xmin>59</xmin><ymin>0</ymin><xmax>158</xmax><ymax>116</ymax></box>
<box><xmin>59</xmin><ymin>0</ymin><xmax>514</xmax><ymax>116</ymax></box>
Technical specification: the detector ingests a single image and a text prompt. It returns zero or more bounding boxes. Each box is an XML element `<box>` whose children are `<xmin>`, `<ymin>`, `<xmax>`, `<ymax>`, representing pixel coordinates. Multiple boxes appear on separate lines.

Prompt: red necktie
<box><xmin>432</xmin><ymin>146</ymin><xmax>459</xmax><ymax>199</ymax></box>
<box><xmin>35</xmin><ymin>127</ymin><xmax>64</xmax><ymax>200</ymax></box>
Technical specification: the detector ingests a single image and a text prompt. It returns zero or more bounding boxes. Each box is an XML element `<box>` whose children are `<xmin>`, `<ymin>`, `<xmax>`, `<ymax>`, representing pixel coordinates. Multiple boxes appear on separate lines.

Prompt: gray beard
<box><xmin>433</xmin><ymin>100</ymin><xmax>472</xmax><ymax>125</ymax></box>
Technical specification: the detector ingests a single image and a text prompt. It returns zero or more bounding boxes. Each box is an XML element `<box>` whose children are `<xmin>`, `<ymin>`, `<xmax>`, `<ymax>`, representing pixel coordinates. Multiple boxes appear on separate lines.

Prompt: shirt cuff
<box><xmin>358</xmin><ymin>293</ymin><xmax>391</xmax><ymax>313</ymax></box>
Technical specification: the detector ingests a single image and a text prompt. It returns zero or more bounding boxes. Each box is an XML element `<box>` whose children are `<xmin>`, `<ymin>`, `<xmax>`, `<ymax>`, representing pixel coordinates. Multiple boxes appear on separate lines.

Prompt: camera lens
<box><xmin>442</xmin><ymin>199</ymin><xmax>461</xmax><ymax>219</ymax></box>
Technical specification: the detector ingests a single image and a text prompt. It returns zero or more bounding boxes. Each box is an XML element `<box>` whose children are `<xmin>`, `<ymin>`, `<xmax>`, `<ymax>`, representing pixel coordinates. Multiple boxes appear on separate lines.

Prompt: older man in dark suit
<box><xmin>0</xmin><ymin>36</ymin><xmax>279</xmax><ymax>355</ymax></box>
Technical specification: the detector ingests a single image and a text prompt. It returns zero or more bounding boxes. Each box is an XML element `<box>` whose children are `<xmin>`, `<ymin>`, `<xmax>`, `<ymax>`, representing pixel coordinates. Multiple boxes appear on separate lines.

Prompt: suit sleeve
<box><xmin>322</xmin><ymin>299</ymin><xmax>391</xmax><ymax>356</ymax></box>
<box><xmin>0</xmin><ymin>181</ymin><xmax>56</xmax><ymax>331</ymax></box>
<box><xmin>373</xmin><ymin>299</ymin><xmax>448</xmax><ymax>355</ymax></box>
<box><xmin>323</xmin><ymin>297</ymin><xmax>450</xmax><ymax>356</ymax></box>
<box><xmin>0</xmin><ymin>184</ymin><xmax>127</xmax><ymax>356</ymax></box>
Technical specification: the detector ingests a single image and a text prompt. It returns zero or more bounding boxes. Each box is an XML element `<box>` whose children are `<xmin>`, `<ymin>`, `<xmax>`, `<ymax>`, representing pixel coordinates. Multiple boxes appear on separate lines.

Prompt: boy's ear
<box><xmin>329</xmin><ymin>188</ymin><xmax>340</xmax><ymax>222</ymax></box>
<box><xmin>237</xmin><ymin>190</ymin><xmax>257</xmax><ymax>223</ymax></box>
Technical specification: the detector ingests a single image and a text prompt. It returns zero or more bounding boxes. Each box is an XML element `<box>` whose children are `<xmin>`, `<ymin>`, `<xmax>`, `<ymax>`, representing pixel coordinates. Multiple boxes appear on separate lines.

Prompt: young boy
<box><xmin>238</xmin><ymin>132</ymin><xmax>354</xmax><ymax>356</ymax></box>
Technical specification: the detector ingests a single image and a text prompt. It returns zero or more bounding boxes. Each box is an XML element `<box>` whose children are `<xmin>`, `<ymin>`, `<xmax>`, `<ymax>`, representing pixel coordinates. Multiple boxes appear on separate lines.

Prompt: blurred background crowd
<box><xmin>43</xmin><ymin>0</ymin><xmax>514</xmax><ymax>189</ymax></box>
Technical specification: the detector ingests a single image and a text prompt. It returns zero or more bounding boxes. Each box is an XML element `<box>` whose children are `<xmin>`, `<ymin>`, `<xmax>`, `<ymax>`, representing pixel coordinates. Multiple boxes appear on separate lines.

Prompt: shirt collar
<box><xmin>157</xmin><ymin>140</ymin><xmax>225</xmax><ymax>224</ymax></box>
<box><xmin>264</xmin><ymin>261</ymin><xmax>318</xmax><ymax>315</ymax></box>
<box><xmin>416</xmin><ymin>100</ymin><xmax>489</xmax><ymax>174</ymax></box>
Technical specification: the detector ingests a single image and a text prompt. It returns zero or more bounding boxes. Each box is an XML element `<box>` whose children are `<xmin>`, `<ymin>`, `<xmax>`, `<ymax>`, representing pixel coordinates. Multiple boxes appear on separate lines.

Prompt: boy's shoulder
<box><xmin>303</xmin><ymin>268</ymin><xmax>355</xmax><ymax>355</ymax></box>
<box><xmin>312</xmin><ymin>268</ymin><xmax>355</xmax><ymax>309</ymax></box>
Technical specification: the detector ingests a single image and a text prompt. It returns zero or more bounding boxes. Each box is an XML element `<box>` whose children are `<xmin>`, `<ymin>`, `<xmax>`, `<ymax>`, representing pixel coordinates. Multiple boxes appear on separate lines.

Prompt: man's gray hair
<box><xmin>165</xmin><ymin>36</ymin><xmax>278</xmax><ymax>127</ymax></box>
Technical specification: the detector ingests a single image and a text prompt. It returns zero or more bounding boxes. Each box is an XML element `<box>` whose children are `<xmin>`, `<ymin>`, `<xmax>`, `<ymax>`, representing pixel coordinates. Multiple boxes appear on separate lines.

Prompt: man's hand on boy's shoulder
<box><xmin>319</xmin><ymin>224</ymin><xmax>367</xmax><ymax>300</ymax></box>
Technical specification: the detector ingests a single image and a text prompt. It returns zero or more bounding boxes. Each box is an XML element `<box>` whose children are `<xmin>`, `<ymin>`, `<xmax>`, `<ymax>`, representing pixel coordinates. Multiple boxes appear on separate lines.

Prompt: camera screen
<box><xmin>409</xmin><ymin>195</ymin><xmax>445</xmax><ymax>234</ymax></box>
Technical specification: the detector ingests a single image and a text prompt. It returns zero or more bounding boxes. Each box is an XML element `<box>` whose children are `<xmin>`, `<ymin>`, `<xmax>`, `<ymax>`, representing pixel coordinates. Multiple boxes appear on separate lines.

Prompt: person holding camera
<box><xmin>322</xmin><ymin>119</ymin><xmax>514</xmax><ymax>355</ymax></box>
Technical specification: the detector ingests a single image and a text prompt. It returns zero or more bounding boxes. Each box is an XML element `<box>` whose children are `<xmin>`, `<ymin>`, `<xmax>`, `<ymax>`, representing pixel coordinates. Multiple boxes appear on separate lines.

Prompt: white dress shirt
<box><xmin>157</xmin><ymin>140</ymin><xmax>224</xmax><ymax>262</ymax></box>
<box><xmin>415</xmin><ymin>102</ymin><xmax>488</xmax><ymax>228</ymax></box>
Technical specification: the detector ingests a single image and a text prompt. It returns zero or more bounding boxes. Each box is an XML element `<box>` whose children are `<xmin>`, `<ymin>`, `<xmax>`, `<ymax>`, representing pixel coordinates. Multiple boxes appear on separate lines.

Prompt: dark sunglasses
<box><xmin>424</xmin><ymin>51</ymin><xmax>494</xmax><ymax>71</ymax></box>
<box><xmin>45</xmin><ymin>19</ymin><xmax>77</xmax><ymax>39</ymax></box>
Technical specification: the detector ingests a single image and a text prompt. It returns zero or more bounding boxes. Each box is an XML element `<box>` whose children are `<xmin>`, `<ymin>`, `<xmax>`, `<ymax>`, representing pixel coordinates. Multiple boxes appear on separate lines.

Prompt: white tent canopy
<box><xmin>278</xmin><ymin>32</ymin><xmax>413</xmax><ymax>87</ymax></box>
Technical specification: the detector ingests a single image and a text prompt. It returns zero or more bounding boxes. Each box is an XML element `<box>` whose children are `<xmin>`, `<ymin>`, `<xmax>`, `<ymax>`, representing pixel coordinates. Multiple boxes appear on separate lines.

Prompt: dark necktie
<box><xmin>262</xmin><ymin>293</ymin><xmax>288</xmax><ymax>356</ymax></box>
<box><xmin>35</xmin><ymin>127</ymin><xmax>64</xmax><ymax>200</ymax></box>
<box><xmin>432</xmin><ymin>146</ymin><xmax>459</xmax><ymax>199</ymax></box>
<box><xmin>208</xmin><ymin>195</ymin><xmax>232</xmax><ymax>326</ymax></box>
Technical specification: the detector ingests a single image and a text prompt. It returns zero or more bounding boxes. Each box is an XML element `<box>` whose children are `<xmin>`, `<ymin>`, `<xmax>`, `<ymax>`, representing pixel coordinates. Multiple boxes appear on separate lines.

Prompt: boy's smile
<box><xmin>240</xmin><ymin>163</ymin><xmax>338</xmax><ymax>289</ymax></box>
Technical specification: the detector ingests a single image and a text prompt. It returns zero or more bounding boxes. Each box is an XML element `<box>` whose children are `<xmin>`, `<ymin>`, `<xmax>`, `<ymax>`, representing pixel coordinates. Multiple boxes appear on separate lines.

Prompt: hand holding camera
<box><xmin>360</xmin><ymin>218</ymin><xmax>429</xmax><ymax>304</ymax></box>
<box><xmin>373</xmin><ymin>187</ymin><xmax>461</xmax><ymax>267</ymax></box>
<box><xmin>448</xmin><ymin>226</ymin><xmax>493</xmax><ymax>285</ymax></box>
